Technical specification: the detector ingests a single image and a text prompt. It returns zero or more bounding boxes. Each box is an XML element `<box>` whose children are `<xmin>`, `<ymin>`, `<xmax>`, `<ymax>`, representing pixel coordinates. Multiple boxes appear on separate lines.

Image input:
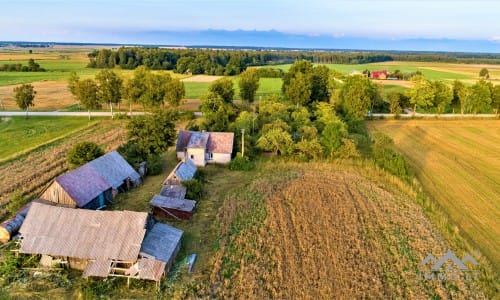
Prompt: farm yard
<box><xmin>367</xmin><ymin>120</ymin><xmax>500</xmax><ymax>272</ymax></box>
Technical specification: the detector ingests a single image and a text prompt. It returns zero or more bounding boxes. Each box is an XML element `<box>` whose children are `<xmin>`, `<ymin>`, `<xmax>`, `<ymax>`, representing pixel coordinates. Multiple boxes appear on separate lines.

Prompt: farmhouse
<box><xmin>40</xmin><ymin>164</ymin><xmax>113</xmax><ymax>209</ymax></box>
<box><xmin>18</xmin><ymin>202</ymin><xmax>183</xmax><ymax>282</ymax></box>
<box><xmin>176</xmin><ymin>130</ymin><xmax>234</xmax><ymax>167</ymax></box>
<box><xmin>86</xmin><ymin>151</ymin><xmax>141</xmax><ymax>194</ymax></box>
<box><xmin>371</xmin><ymin>70</ymin><xmax>388</xmax><ymax>79</ymax></box>
<box><xmin>164</xmin><ymin>158</ymin><xmax>197</xmax><ymax>185</ymax></box>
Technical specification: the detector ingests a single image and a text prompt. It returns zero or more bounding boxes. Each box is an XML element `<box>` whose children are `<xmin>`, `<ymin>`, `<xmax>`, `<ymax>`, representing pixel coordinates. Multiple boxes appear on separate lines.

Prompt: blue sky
<box><xmin>1</xmin><ymin>0</ymin><xmax>499</xmax><ymax>50</ymax></box>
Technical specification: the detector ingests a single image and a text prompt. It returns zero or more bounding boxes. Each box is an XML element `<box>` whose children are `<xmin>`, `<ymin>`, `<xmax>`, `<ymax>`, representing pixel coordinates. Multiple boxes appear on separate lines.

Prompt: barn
<box><xmin>176</xmin><ymin>130</ymin><xmax>234</xmax><ymax>167</ymax></box>
<box><xmin>86</xmin><ymin>151</ymin><xmax>141</xmax><ymax>194</ymax></box>
<box><xmin>40</xmin><ymin>165</ymin><xmax>113</xmax><ymax>209</ymax></box>
<box><xmin>150</xmin><ymin>194</ymin><xmax>196</xmax><ymax>219</ymax></box>
<box><xmin>18</xmin><ymin>202</ymin><xmax>183</xmax><ymax>282</ymax></box>
<box><xmin>371</xmin><ymin>70</ymin><xmax>388</xmax><ymax>79</ymax></box>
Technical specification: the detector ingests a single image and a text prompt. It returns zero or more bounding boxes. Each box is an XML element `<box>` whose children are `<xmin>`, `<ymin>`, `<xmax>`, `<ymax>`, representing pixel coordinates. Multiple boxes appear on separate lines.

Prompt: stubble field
<box><xmin>367</xmin><ymin>120</ymin><xmax>500</xmax><ymax>271</ymax></box>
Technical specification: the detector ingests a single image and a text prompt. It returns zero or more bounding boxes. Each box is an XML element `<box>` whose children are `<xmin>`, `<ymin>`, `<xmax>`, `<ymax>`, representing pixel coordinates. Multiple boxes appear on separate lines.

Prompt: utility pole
<box><xmin>241</xmin><ymin>128</ymin><xmax>245</xmax><ymax>157</ymax></box>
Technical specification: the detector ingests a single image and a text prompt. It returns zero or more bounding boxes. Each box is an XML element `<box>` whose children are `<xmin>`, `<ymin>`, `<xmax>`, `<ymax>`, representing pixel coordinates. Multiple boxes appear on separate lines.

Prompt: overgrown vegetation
<box><xmin>66</xmin><ymin>141</ymin><xmax>104</xmax><ymax>169</ymax></box>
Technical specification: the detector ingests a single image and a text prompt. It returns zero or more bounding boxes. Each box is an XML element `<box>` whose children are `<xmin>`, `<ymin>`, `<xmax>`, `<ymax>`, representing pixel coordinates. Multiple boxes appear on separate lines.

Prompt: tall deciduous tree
<box><xmin>124</xmin><ymin>66</ymin><xmax>149</xmax><ymax>112</ymax></box>
<box><xmin>238</xmin><ymin>69</ymin><xmax>260</xmax><ymax>105</ymax></box>
<box><xmin>164</xmin><ymin>77</ymin><xmax>185</xmax><ymax>107</ymax></box>
<box><xmin>67</xmin><ymin>71</ymin><xmax>80</xmax><ymax>97</ymax></box>
<box><xmin>479</xmin><ymin>68</ymin><xmax>489</xmax><ymax>79</ymax></box>
<box><xmin>468</xmin><ymin>80</ymin><xmax>492</xmax><ymax>114</ymax></box>
<box><xmin>96</xmin><ymin>69</ymin><xmax>123</xmax><ymax>117</ymax></box>
<box><xmin>76</xmin><ymin>78</ymin><xmax>99</xmax><ymax>119</ymax></box>
<box><xmin>432</xmin><ymin>81</ymin><xmax>453</xmax><ymax>114</ymax></box>
<box><xmin>13</xmin><ymin>83</ymin><xmax>36</xmax><ymax>118</ymax></box>
<box><xmin>491</xmin><ymin>85</ymin><xmax>500</xmax><ymax>115</ymax></box>
<box><xmin>406</xmin><ymin>75</ymin><xmax>435</xmax><ymax>115</ymax></box>
<box><xmin>339</xmin><ymin>75</ymin><xmax>377</xmax><ymax>120</ymax></box>
<box><xmin>310</xmin><ymin>65</ymin><xmax>330</xmax><ymax>102</ymax></box>
<box><xmin>208</xmin><ymin>78</ymin><xmax>234</xmax><ymax>103</ymax></box>
<box><xmin>285</xmin><ymin>72</ymin><xmax>312</xmax><ymax>107</ymax></box>
<box><xmin>257</xmin><ymin>128</ymin><xmax>294</xmax><ymax>156</ymax></box>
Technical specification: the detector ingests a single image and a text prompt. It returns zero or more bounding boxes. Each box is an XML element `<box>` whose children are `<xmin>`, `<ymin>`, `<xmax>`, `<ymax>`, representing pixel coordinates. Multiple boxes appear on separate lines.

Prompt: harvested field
<box><xmin>0</xmin><ymin>81</ymin><xmax>75</xmax><ymax>110</ymax></box>
<box><xmin>367</xmin><ymin>120</ymin><xmax>500</xmax><ymax>271</ymax></box>
<box><xmin>209</xmin><ymin>162</ymin><xmax>487</xmax><ymax>299</ymax></box>
<box><xmin>181</xmin><ymin>75</ymin><xmax>223</xmax><ymax>82</ymax></box>
<box><xmin>0</xmin><ymin>120</ymin><xmax>127</xmax><ymax>206</ymax></box>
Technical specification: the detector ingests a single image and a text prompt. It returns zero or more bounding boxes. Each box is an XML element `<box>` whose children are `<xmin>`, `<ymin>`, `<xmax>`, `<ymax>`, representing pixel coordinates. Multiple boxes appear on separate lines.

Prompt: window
<box><xmin>207</xmin><ymin>152</ymin><xmax>213</xmax><ymax>160</ymax></box>
<box><xmin>190</xmin><ymin>155</ymin><xmax>194</xmax><ymax>159</ymax></box>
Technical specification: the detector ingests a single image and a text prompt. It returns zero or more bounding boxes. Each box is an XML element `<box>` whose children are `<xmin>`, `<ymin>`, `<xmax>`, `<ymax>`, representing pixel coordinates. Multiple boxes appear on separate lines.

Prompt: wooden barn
<box><xmin>18</xmin><ymin>202</ymin><xmax>183</xmax><ymax>283</ymax></box>
<box><xmin>86</xmin><ymin>151</ymin><xmax>141</xmax><ymax>195</ymax></box>
<box><xmin>150</xmin><ymin>194</ymin><xmax>196</xmax><ymax>220</ymax></box>
<box><xmin>40</xmin><ymin>165</ymin><xmax>113</xmax><ymax>209</ymax></box>
<box><xmin>163</xmin><ymin>158</ymin><xmax>197</xmax><ymax>185</ymax></box>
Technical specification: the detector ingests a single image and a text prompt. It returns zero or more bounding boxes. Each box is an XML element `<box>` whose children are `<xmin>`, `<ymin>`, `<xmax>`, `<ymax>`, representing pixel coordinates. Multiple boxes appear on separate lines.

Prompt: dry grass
<box><xmin>208</xmin><ymin>162</ymin><xmax>486</xmax><ymax>299</ymax></box>
<box><xmin>367</xmin><ymin>120</ymin><xmax>500</xmax><ymax>271</ymax></box>
<box><xmin>0</xmin><ymin>120</ymin><xmax>127</xmax><ymax>206</ymax></box>
<box><xmin>181</xmin><ymin>75</ymin><xmax>223</xmax><ymax>82</ymax></box>
<box><xmin>0</xmin><ymin>81</ymin><xmax>75</xmax><ymax>111</ymax></box>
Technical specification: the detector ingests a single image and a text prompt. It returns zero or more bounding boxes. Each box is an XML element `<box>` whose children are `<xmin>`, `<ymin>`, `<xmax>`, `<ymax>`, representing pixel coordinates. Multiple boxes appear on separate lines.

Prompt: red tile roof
<box><xmin>207</xmin><ymin>132</ymin><xmax>234</xmax><ymax>154</ymax></box>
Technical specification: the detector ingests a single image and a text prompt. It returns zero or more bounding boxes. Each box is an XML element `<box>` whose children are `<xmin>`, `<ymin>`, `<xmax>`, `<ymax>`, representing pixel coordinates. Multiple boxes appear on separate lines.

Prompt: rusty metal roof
<box><xmin>19</xmin><ymin>202</ymin><xmax>147</xmax><ymax>262</ymax></box>
<box><xmin>56</xmin><ymin>165</ymin><xmax>112</xmax><ymax>207</ymax></box>
<box><xmin>87</xmin><ymin>151</ymin><xmax>141</xmax><ymax>190</ymax></box>
<box><xmin>176</xmin><ymin>130</ymin><xmax>234</xmax><ymax>154</ymax></box>
<box><xmin>207</xmin><ymin>132</ymin><xmax>234</xmax><ymax>154</ymax></box>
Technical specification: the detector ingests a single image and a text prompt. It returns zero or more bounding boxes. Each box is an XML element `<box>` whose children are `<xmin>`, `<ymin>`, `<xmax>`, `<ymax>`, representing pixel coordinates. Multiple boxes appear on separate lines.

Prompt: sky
<box><xmin>1</xmin><ymin>0</ymin><xmax>499</xmax><ymax>51</ymax></box>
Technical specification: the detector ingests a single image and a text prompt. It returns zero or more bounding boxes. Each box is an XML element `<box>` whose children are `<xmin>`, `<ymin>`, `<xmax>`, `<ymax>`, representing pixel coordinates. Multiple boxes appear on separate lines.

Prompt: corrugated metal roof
<box><xmin>19</xmin><ymin>203</ymin><xmax>147</xmax><ymax>262</ymax></box>
<box><xmin>160</xmin><ymin>185</ymin><xmax>187</xmax><ymax>199</ymax></box>
<box><xmin>136</xmin><ymin>258</ymin><xmax>166</xmax><ymax>281</ymax></box>
<box><xmin>140</xmin><ymin>223</ymin><xmax>183</xmax><ymax>264</ymax></box>
<box><xmin>207</xmin><ymin>132</ymin><xmax>234</xmax><ymax>154</ymax></box>
<box><xmin>174</xmin><ymin>158</ymin><xmax>197</xmax><ymax>181</ymax></box>
<box><xmin>56</xmin><ymin>165</ymin><xmax>112</xmax><ymax>207</ymax></box>
<box><xmin>176</xmin><ymin>130</ymin><xmax>234</xmax><ymax>154</ymax></box>
<box><xmin>87</xmin><ymin>151</ymin><xmax>141</xmax><ymax>190</ymax></box>
<box><xmin>187</xmin><ymin>131</ymin><xmax>210</xmax><ymax>149</ymax></box>
<box><xmin>150</xmin><ymin>195</ymin><xmax>196</xmax><ymax>212</ymax></box>
<box><xmin>83</xmin><ymin>259</ymin><xmax>112</xmax><ymax>277</ymax></box>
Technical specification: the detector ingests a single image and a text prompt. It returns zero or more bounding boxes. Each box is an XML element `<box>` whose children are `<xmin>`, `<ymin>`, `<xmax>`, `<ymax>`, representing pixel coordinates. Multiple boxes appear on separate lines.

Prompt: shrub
<box><xmin>228</xmin><ymin>153</ymin><xmax>255</xmax><ymax>171</ymax></box>
<box><xmin>7</xmin><ymin>191</ymin><xmax>26</xmax><ymax>214</ymax></box>
<box><xmin>371</xmin><ymin>132</ymin><xmax>413</xmax><ymax>181</ymax></box>
<box><xmin>146</xmin><ymin>154</ymin><xmax>163</xmax><ymax>175</ymax></box>
<box><xmin>181</xmin><ymin>179</ymin><xmax>204</xmax><ymax>200</ymax></box>
<box><xmin>67</xmin><ymin>142</ymin><xmax>104</xmax><ymax>169</ymax></box>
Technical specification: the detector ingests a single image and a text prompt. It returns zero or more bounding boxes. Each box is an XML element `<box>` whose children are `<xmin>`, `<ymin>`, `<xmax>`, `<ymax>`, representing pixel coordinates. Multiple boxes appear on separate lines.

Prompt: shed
<box><xmin>19</xmin><ymin>202</ymin><xmax>148</xmax><ymax>270</ymax></box>
<box><xmin>40</xmin><ymin>165</ymin><xmax>113</xmax><ymax>209</ymax></box>
<box><xmin>164</xmin><ymin>158</ymin><xmax>197</xmax><ymax>185</ymax></box>
<box><xmin>160</xmin><ymin>185</ymin><xmax>187</xmax><ymax>199</ymax></box>
<box><xmin>150</xmin><ymin>194</ymin><xmax>196</xmax><ymax>220</ymax></box>
<box><xmin>140</xmin><ymin>222</ymin><xmax>183</xmax><ymax>273</ymax></box>
<box><xmin>87</xmin><ymin>151</ymin><xmax>141</xmax><ymax>193</ymax></box>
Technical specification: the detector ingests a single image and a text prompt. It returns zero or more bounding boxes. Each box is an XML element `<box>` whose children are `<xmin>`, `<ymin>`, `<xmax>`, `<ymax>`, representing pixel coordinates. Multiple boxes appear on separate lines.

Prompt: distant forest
<box><xmin>87</xmin><ymin>47</ymin><xmax>500</xmax><ymax>75</ymax></box>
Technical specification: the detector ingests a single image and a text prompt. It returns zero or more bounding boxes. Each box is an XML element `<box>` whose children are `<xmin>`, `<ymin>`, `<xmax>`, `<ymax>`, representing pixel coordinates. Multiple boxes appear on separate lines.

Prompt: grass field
<box><xmin>367</xmin><ymin>120</ymin><xmax>500</xmax><ymax>271</ymax></box>
<box><xmin>0</xmin><ymin>116</ymin><xmax>98</xmax><ymax>160</ymax></box>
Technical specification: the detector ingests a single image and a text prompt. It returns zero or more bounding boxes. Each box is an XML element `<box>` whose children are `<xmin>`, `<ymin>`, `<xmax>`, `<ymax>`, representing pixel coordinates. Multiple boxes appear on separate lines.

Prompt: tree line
<box><xmin>0</xmin><ymin>59</ymin><xmax>45</xmax><ymax>72</ymax></box>
<box><xmin>87</xmin><ymin>47</ymin><xmax>500</xmax><ymax>73</ymax></box>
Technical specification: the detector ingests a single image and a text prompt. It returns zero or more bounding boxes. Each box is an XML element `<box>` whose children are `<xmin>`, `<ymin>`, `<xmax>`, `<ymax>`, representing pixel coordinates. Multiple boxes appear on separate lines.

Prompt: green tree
<box><xmin>124</xmin><ymin>66</ymin><xmax>149</xmax><ymax>112</ymax></box>
<box><xmin>257</xmin><ymin>128</ymin><xmax>293</xmax><ymax>156</ymax></box>
<box><xmin>238</xmin><ymin>69</ymin><xmax>260</xmax><ymax>104</ymax></box>
<box><xmin>164</xmin><ymin>77</ymin><xmax>185</xmax><ymax>107</ymax></box>
<box><xmin>388</xmin><ymin>92</ymin><xmax>402</xmax><ymax>115</ymax></box>
<box><xmin>339</xmin><ymin>75</ymin><xmax>377</xmax><ymax>120</ymax></box>
<box><xmin>13</xmin><ymin>83</ymin><xmax>36</xmax><ymax>118</ymax></box>
<box><xmin>76</xmin><ymin>78</ymin><xmax>99</xmax><ymax>119</ymax></box>
<box><xmin>208</xmin><ymin>78</ymin><xmax>234</xmax><ymax>103</ymax></box>
<box><xmin>432</xmin><ymin>81</ymin><xmax>453</xmax><ymax>114</ymax></box>
<box><xmin>67</xmin><ymin>142</ymin><xmax>104</xmax><ymax>169</ymax></box>
<box><xmin>452</xmin><ymin>80</ymin><xmax>470</xmax><ymax>114</ymax></box>
<box><xmin>67</xmin><ymin>71</ymin><xmax>80</xmax><ymax>97</ymax></box>
<box><xmin>200</xmin><ymin>91</ymin><xmax>235</xmax><ymax>132</ymax></box>
<box><xmin>126</xmin><ymin>109</ymin><xmax>177</xmax><ymax>156</ymax></box>
<box><xmin>285</xmin><ymin>72</ymin><xmax>311</xmax><ymax>107</ymax></box>
<box><xmin>320</xmin><ymin>119</ymin><xmax>347</xmax><ymax>157</ymax></box>
<box><xmin>406</xmin><ymin>75</ymin><xmax>435</xmax><ymax>114</ymax></box>
<box><xmin>479</xmin><ymin>68</ymin><xmax>489</xmax><ymax>79</ymax></box>
<box><xmin>468</xmin><ymin>80</ymin><xmax>492</xmax><ymax>114</ymax></box>
<box><xmin>310</xmin><ymin>65</ymin><xmax>330</xmax><ymax>102</ymax></box>
<box><xmin>282</xmin><ymin>60</ymin><xmax>313</xmax><ymax>93</ymax></box>
<box><xmin>491</xmin><ymin>85</ymin><xmax>500</xmax><ymax>115</ymax></box>
<box><xmin>295</xmin><ymin>138</ymin><xmax>323</xmax><ymax>160</ymax></box>
<box><xmin>96</xmin><ymin>69</ymin><xmax>123</xmax><ymax>117</ymax></box>
<box><xmin>452</xmin><ymin>80</ymin><xmax>465</xmax><ymax>107</ymax></box>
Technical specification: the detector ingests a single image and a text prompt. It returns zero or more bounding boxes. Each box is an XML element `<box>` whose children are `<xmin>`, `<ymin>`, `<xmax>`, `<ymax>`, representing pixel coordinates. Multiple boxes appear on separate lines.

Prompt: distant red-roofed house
<box><xmin>371</xmin><ymin>70</ymin><xmax>388</xmax><ymax>79</ymax></box>
<box><xmin>176</xmin><ymin>130</ymin><xmax>234</xmax><ymax>166</ymax></box>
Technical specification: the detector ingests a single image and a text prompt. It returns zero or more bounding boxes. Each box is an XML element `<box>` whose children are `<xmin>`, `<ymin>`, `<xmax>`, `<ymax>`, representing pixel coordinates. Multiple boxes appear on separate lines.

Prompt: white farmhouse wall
<box><xmin>209</xmin><ymin>153</ymin><xmax>231</xmax><ymax>164</ymax></box>
<box><xmin>176</xmin><ymin>151</ymin><xmax>185</xmax><ymax>161</ymax></box>
<box><xmin>186</xmin><ymin>148</ymin><xmax>206</xmax><ymax>166</ymax></box>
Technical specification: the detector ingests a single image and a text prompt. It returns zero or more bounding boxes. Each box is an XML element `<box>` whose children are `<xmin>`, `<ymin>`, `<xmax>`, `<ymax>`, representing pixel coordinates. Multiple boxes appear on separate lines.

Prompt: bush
<box><xmin>117</xmin><ymin>141</ymin><xmax>145</xmax><ymax>165</ymax></box>
<box><xmin>7</xmin><ymin>191</ymin><xmax>26</xmax><ymax>214</ymax></box>
<box><xmin>371</xmin><ymin>132</ymin><xmax>413</xmax><ymax>181</ymax></box>
<box><xmin>67</xmin><ymin>142</ymin><xmax>104</xmax><ymax>169</ymax></box>
<box><xmin>181</xmin><ymin>179</ymin><xmax>204</xmax><ymax>200</ymax></box>
<box><xmin>228</xmin><ymin>153</ymin><xmax>255</xmax><ymax>171</ymax></box>
<box><xmin>146</xmin><ymin>154</ymin><xmax>163</xmax><ymax>176</ymax></box>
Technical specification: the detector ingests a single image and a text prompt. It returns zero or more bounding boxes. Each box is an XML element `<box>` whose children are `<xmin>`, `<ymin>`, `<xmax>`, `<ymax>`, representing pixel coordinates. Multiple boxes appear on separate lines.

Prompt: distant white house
<box><xmin>176</xmin><ymin>130</ymin><xmax>234</xmax><ymax>167</ymax></box>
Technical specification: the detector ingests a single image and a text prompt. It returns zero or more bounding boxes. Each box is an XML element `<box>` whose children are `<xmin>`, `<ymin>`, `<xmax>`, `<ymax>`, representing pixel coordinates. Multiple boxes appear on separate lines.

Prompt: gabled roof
<box><xmin>160</xmin><ymin>185</ymin><xmax>187</xmax><ymax>199</ymax></box>
<box><xmin>207</xmin><ymin>132</ymin><xmax>234</xmax><ymax>154</ymax></box>
<box><xmin>56</xmin><ymin>165</ymin><xmax>112</xmax><ymax>207</ymax></box>
<box><xmin>150</xmin><ymin>195</ymin><xmax>196</xmax><ymax>213</ymax></box>
<box><xmin>140</xmin><ymin>223</ymin><xmax>183</xmax><ymax>264</ymax></box>
<box><xmin>176</xmin><ymin>130</ymin><xmax>234</xmax><ymax>154</ymax></box>
<box><xmin>173</xmin><ymin>158</ymin><xmax>197</xmax><ymax>181</ymax></box>
<box><xmin>87</xmin><ymin>151</ymin><xmax>141</xmax><ymax>190</ymax></box>
<box><xmin>19</xmin><ymin>202</ymin><xmax>148</xmax><ymax>262</ymax></box>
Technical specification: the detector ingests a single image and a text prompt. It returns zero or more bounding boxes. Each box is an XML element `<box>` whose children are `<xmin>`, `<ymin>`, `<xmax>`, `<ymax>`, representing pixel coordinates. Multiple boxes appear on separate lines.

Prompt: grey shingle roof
<box><xmin>87</xmin><ymin>151</ymin><xmax>141</xmax><ymax>190</ymax></box>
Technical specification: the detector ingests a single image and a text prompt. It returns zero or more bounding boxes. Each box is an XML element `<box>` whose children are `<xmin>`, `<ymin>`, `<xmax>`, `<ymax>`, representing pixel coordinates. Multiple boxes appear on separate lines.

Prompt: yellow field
<box><xmin>367</xmin><ymin>120</ymin><xmax>500</xmax><ymax>270</ymax></box>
